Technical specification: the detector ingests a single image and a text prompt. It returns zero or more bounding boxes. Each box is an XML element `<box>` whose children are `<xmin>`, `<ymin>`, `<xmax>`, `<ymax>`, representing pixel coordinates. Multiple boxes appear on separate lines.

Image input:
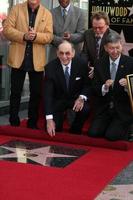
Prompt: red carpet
<box><xmin>0</xmin><ymin>119</ymin><xmax>131</xmax><ymax>151</ymax></box>
<box><xmin>0</xmin><ymin>123</ymin><xmax>133</xmax><ymax>200</ymax></box>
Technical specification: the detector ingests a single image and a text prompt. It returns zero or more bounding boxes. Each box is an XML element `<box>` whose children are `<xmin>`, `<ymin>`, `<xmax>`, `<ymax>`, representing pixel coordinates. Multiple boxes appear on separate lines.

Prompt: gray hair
<box><xmin>104</xmin><ymin>32</ymin><xmax>121</xmax><ymax>45</ymax></box>
<box><xmin>57</xmin><ymin>40</ymin><xmax>75</xmax><ymax>51</ymax></box>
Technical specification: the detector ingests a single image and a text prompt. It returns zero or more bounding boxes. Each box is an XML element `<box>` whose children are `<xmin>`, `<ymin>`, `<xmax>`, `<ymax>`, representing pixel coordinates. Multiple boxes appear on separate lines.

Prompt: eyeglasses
<box><xmin>58</xmin><ymin>51</ymin><xmax>71</xmax><ymax>56</ymax></box>
<box><xmin>93</xmin><ymin>26</ymin><xmax>106</xmax><ymax>30</ymax></box>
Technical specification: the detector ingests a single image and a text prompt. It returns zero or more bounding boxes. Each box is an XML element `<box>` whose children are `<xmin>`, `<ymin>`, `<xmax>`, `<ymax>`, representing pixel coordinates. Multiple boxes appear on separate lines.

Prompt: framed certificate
<box><xmin>127</xmin><ymin>74</ymin><xmax>133</xmax><ymax>112</ymax></box>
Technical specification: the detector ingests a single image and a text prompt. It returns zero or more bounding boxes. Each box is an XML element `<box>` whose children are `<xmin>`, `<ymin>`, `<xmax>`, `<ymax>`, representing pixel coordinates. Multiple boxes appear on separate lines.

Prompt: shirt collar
<box><xmin>61</xmin><ymin>4</ymin><xmax>71</xmax><ymax>15</ymax></box>
<box><xmin>95</xmin><ymin>34</ymin><xmax>104</xmax><ymax>39</ymax></box>
<box><xmin>62</xmin><ymin>60</ymin><xmax>72</xmax><ymax>73</ymax></box>
<box><xmin>109</xmin><ymin>55</ymin><xmax>121</xmax><ymax>66</ymax></box>
<box><xmin>95</xmin><ymin>28</ymin><xmax>109</xmax><ymax>39</ymax></box>
<box><xmin>28</xmin><ymin>3</ymin><xmax>40</xmax><ymax>13</ymax></box>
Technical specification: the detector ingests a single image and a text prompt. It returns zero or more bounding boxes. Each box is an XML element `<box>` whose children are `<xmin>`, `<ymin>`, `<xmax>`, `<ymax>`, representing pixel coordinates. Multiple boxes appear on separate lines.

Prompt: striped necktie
<box><xmin>63</xmin><ymin>8</ymin><xmax>67</xmax><ymax>21</ymax></box>
<box><xmin>64</xmin><ymin>66</ymin><xmax>70</xmax><ymax>89</ymax></box>
<box><xmin>95</xmin><ymin>36</ymin><xmax>101</xmax><ymax>59</ymax></box>
<box><xmin>110</xmin><ymin>62</ymin><xmax>117</xmax><ymax>81</ymax></box>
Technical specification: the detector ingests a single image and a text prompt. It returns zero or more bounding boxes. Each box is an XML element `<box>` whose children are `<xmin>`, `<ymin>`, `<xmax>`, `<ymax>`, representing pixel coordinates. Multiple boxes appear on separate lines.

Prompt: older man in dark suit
<box><xmin>44</xmin><ymin>40</ymin><xmax>90</xmax><ymax>137</ymax></box>
<box><xmin>88</xmin><ymin>32</ymin><xmax>133</xmax><ymax>141</ymax></box>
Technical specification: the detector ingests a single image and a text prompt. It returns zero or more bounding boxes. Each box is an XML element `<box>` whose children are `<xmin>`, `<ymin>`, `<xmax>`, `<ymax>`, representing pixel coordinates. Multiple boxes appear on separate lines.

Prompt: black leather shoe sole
<box><xmin>9</xmin><ymin>118</ymin><xmax>20</xmax><ymax>127</ymax></box>
<box><xmin>10</xmin><ymin>122</ymin><xmax>20</xmax><ymax>127</ymax></box>
<box><xmin>128</xmin><ymin>136</ymin><xmax>133</xmax><ymax>142</ymax></box>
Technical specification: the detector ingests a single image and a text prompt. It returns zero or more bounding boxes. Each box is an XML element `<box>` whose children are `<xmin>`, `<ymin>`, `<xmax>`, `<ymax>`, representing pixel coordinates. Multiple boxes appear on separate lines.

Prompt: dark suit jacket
<box><xmin>92</xmin><ymin>54</ymin><xmax>133</xmax><ymax>123</ymax></box>
<box><xmin>82</xmin><ymin>28</ymin><xmax>116</xmax><ymax>65</ymax></box>
<box><xmin>44</xmin><ymin>56</ymin><xmax>90</xmax><ymax>115</ymax></box>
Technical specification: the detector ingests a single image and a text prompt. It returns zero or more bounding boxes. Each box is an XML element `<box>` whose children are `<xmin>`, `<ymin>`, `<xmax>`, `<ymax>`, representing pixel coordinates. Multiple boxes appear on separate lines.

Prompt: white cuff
<box><xmin>124</xmin><ymin>87</ymin><xmax>128</xmax><ymax>93</ymax></box>
<box><xmin>46</xmin><ymin>115</ymin><xmax>53</xmax><ymax>120</ymax></box>
<box><xmin>102</xmin><ymin>84</ymin><xmax>109</xmax><ymax>96</ymax></box>
<box><xmin>79</xmin><ymin>95</ymin><xmax>87</xmax><ymax>101</ymax></box>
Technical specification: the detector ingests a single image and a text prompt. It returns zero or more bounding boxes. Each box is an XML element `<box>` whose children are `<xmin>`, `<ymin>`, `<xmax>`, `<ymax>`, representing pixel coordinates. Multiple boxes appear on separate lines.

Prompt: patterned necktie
<box><xmin>110</xmin><ymin>62</ymin><xmax>117</xmax><ymax>81</ymax></box>
<box><xmin>63</xmin><ymin>8</ymin><xmax>67</xmax><ymax>21</ymax></box>
<box><xmin>95</xmin><ymin>36</ymin><xmax>101</xmax><ymax>59</ymax></box>
<box><xmin>109</xmin><ymin>62</ymin><xmax>117</xmax><ymax>107</ymax></box>
<box><xmin>64</xmin><ymin>66</ymin><xmax>70</xmax><ymax>89</ymax></box>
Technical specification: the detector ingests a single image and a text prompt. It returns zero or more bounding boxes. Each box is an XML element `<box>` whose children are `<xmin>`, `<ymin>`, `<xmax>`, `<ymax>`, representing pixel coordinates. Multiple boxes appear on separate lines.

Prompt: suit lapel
<box><xmin>92</xmin><ymin>33</ymin><xmax>96</xmax><ymax>50</ymax></box>
<box><xmin>102</xmin><ymin>57</ymin><xmax>111</xmax><ymax>80</ymax></box>
<box><xmin>89</xmin><ymin>30</ymin><xmax>97</xmax><ymax>57</ymax></box>
<box><xmin>69</xmin><ymin>59</ymin><xmax>78</xmax><ymax>91</ymax></box>
<box><xmin>63</xmin><ymin>5</ymin><xmax>73</xmax><ymax>31</ymax></box>
<box><xmin>99</xmin><ymin>29</ymin><xmax>111</xmax><ymax>57</ymax></box>
<box><xmin>114</xmin><ymin>55</ymin><xmax>126</xmax><ymax>84</ymax></box>
<box><xmin>55</xmin><ymin>7</ymin><xmax>64</xmax><ymax>28</ymax></box>
<box><xmin>34</xmin><ymin>4</ymin><xmax>44</xmax><ymax>29</ymax></box>
<box><xmin>22</xmin><ymin>2</ymin><xmax>29</xmax><ymax>31</ymax></box>
<box><xmin>56</xmin><ymin>60</ymin><xmax>67</xmax><ymax>92</ymax></box>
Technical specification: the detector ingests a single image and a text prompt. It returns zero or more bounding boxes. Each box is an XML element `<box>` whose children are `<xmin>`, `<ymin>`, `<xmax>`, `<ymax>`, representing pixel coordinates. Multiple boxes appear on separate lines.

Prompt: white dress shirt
<box><xmin>61</xmin><ymin>4</ymin><xmax>71</xmax><ymax>16</ymax></box>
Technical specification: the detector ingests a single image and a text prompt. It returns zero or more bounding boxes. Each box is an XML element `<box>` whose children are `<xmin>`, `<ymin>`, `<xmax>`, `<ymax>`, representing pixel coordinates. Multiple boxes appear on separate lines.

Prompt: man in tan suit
<box><xmin>3</xmin><ymin>0</ymin><xmax>53</xmax><ymax>129</ymax></box>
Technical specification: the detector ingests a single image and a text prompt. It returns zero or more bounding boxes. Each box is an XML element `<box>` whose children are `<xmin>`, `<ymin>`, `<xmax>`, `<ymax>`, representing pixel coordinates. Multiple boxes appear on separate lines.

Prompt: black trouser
<box><xmin>88</xmin><ymin>109</ymin><xmax>131</xmax><ymax>141</ymax></box>
<box><xmin>9</xmin><ymin>68</ymin><xmax>43</xmax><ymax>125</ymax></box>
<box><xmin>52</xmin><ymin>99</ymin><xmax>90</xmax><ymax>134</ymax></box>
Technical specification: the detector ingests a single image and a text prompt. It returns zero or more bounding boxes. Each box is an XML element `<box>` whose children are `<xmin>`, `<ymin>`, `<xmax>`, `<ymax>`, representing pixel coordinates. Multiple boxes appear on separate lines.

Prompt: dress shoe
<box><xmin>128</xmin><ymin>135</ymin><xmax>133</xmax><ymax>142</ymax></box>
<box><xmin>9</xmin><ymin>117</ymin><xmax>20</xmax><ymax>127</ymax></box>
<box><xmin>10</xmin><ymin>122</ymin><xmax>20</xmax><ymax>127</ymax></box>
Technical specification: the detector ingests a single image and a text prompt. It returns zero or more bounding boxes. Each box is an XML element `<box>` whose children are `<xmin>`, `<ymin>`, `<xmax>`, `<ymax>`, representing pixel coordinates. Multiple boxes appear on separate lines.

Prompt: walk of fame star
<box><xmin>0</xmin><ymin>140</ymin><xmax>88</xmax><ymax>168</ymax></box>
<box><xmin>95</xmin><ymin>161</ymin><xmax>133</xmax><ymax>199</ymax></box>
<box><xmin>127</xmin><ymin>6</ymin><xmax>133</xmax><ymax>17</ymax></box>
<box><xmin>120</xmin><ymin>30</ymin><xmax>133</xmax><ymax>56</ymax></box>
<box><xmin>113</xmin><ymin>0</ymin><xmax>119</xmax><ymax>4</ymax></box>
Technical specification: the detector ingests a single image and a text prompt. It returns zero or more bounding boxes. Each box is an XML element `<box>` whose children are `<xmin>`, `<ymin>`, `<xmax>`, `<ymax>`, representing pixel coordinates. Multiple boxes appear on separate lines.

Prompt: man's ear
<box><xmin>56</xmin><ymin>50</ymin><xmax>59</xmax><ymax>58</ymax></box>
<box><xmin>72</xmin><ymin>49</ymin><xmax>75</xmax><ymax>57</ymax></box>
<box><xmin>104</xmin><ymin>44</ymin><xmax>107</xmax><ymax>52</ymax></box>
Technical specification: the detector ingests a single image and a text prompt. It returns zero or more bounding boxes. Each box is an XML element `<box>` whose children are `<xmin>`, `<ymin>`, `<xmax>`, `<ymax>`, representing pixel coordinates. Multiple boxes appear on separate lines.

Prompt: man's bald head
<box><xmin>57</xmin><ymin>40</ymin><xmax>75</xmax><ymax>65</ymax></box>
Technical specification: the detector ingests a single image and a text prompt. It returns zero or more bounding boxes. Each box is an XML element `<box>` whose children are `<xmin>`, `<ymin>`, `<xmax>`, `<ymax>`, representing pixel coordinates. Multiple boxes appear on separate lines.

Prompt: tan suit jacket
<box><xmin>3</xmin><ymin>2</ymin><xmax>53</xmax><ymax>71</ymax></box>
